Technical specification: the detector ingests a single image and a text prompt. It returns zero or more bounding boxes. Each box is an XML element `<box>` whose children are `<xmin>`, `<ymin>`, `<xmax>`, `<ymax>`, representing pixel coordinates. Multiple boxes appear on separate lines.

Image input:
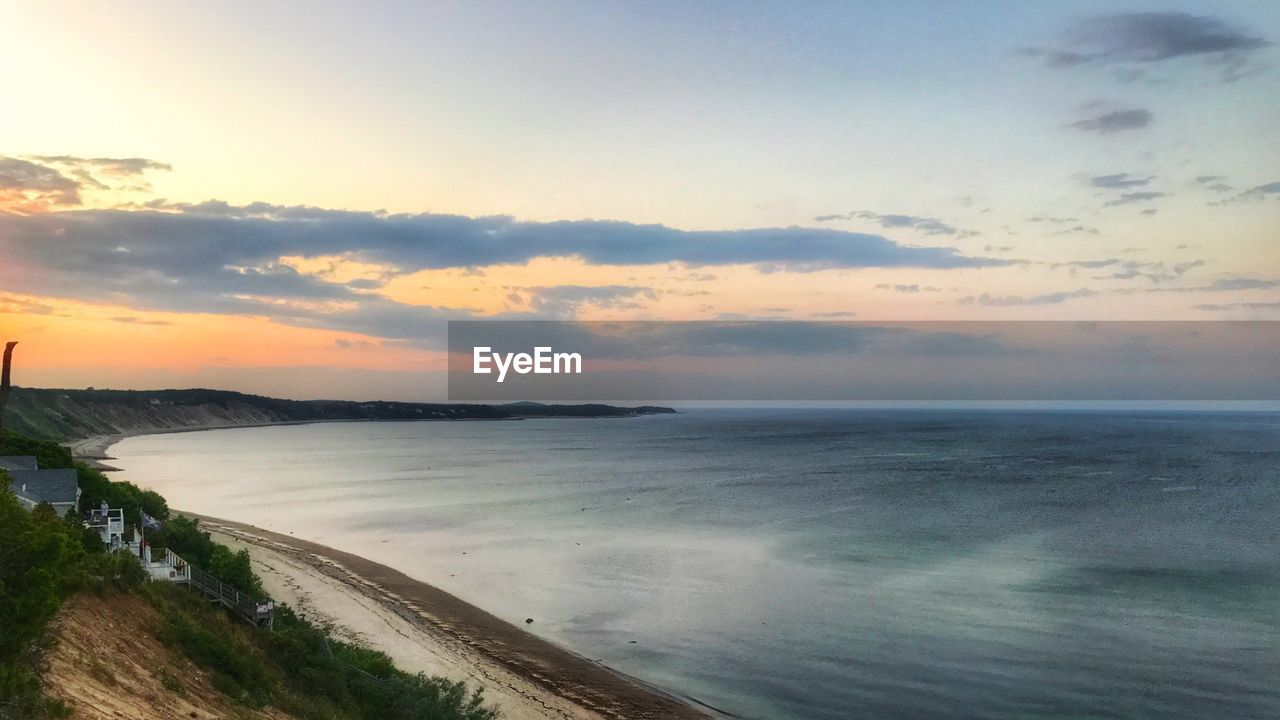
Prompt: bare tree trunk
<box><xmin>0</xmin><ymin>341</ymin><xmax>16</xmax><ymax>432</ymax></box>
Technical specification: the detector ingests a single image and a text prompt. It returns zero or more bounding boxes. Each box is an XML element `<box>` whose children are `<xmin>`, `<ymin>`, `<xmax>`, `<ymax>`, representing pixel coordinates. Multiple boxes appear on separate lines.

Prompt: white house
<box><xmin>85</xmin><ymin>506</ymin><xmax>127</xmax><ymax>550</ymax></box>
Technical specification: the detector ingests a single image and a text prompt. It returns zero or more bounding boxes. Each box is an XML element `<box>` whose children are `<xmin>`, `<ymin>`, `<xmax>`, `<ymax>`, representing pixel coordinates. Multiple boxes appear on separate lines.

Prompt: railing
<box><xmin>84</xmin><ymin>508</ymin><xmax>124</xmax><ymax>528</ymax></box>
<box><xmin>187</xmin><ymin>563</ymin><xmax>275</xmax><ymax>628</ymax></box>
<box><xmin>144</xmin><ymin>545</ymin><xmax>189</xmax><ymax>579</ymax></box>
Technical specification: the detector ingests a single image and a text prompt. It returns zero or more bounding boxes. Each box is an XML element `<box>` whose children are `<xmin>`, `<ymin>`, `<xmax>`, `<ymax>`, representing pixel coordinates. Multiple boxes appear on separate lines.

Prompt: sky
<box><xmin>1</xmin><ymin>1</ymin><xmax>1278</xmax><ymax>399</ymax></box>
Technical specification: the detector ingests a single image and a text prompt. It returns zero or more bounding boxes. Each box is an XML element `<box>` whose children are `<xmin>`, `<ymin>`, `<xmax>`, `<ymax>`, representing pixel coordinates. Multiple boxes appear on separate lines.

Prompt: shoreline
<box><xmin>190</xmin><ymin>513</ymin><xmax>716</xmax><ymax>720</ymax></box>
<box><xmin>65</xmin><ymin>420</ymin><xmax>346</xmax><ymax>471</ymax></box>
<box><xmin>66</xmin><ymin>411</ymin><xmax>667</xmax><ymax>471</ymax></box>
<box><xmin>77</xmin><ymin>428</ymin><xmax>716</xmax><ymax>720</ymax></box>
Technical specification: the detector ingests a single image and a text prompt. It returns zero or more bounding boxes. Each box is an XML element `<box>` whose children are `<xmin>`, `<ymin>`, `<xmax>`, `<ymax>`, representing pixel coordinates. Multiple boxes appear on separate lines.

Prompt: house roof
<box><xmin>0</xmin><ymin>456</ymin><xmax>39</xmax><ymax>472</ymax></box>
<box><xmin>7</xmin><ymin>468</ymin><xmax>79</xmax><ymax>506</ymax></box>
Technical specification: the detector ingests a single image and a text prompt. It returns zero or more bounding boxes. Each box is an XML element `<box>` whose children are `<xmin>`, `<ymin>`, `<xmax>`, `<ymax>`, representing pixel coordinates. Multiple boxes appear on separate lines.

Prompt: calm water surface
<box><xmin>112</xmin><ymin>410</ymin><xmax>1280</xmax><ymax>720</ymax></box>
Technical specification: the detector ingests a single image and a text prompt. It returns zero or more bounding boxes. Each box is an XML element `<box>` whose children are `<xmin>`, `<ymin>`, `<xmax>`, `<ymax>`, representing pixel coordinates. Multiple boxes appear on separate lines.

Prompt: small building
<box><xmin>85</xmin><ymin>506</ymin><xmax>127</xmax><ymax>550</ymax></box>
<box><xmin>4</xmin><ymin>460</ymin><xmax>81</xmax><ymax>516</ymax></box>
<box><xmin>142</xmin><ymin>545</ymin><xmax>191</xmax><ymax>583</ymax></box>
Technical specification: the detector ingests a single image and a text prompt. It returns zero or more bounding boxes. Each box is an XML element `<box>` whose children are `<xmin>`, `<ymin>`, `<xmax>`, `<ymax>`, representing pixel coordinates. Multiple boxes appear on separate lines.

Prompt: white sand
<box><xmin>208</xmin><ymin>525</ymin><xmax>605</xmax><ymax>720</ymax></box>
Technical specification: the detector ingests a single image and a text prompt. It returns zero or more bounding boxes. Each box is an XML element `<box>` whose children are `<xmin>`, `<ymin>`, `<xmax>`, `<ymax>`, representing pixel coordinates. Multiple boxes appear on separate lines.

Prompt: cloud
<box><xmin>1104</xmin><ymin>191</ymin><xmax>1166</xmax><ymax>206</ymax></box>
<box><xmin>1195</xmin><ymin>301</ymin><xmax>1280</xmax><ymax>312</ymax></box>
<box><xmin>333</xmin><ymin>338</ymin><xmax>375</xmax><ymax>348</ymax></box>
<box><xmin>1066</xmin><ymin>108</ymin><xmax>1152</xmax><ymax>134</ymax></box>
<box><xmin>874</xmin><ymin>283</ymin><xmax>941</xmax><ymax>294</ymax></box>
<box><xmin>1193</xmin><ymin>175</ymin><xmax>1235</xmax><ymax>193</ymax></box>
<box><xmin>0</xmin><ymin>202</ymin><xmax>1006</xmax><ymax>342</ymax></box>
<box><xmin>518</xmin><ymin>285</ymin><xmax>658</xmax><ymax>318</ymax></box>
<box><xmin>960</xmin><ymin>288</ymin><xmax>1097</xmax><ymax>306</ymax></box>
<box><xmin>1045</xmin><ymin>257</ymin><xmax>1198</xmax><ymax>284</ymax></box>
<box><xmin>1208</xmin><ymin>277</ymin><xmax>1280</xmax><ymax>291</ymax></box>
<box><xmin>816</xmin><ymin>210</ymin><xmax>958</xmax><ymax>235</ymax></box>
<box><xmin>1025</xmin><ymin>13</ymin><xmax>1271</xmax><ymax>82</ymax></box>
<box><xmin>110</xmin><ymin>316</ymin><xmax>172</xmax><ymax>326</ymax></box>
<box><xmin>1208</xmin><ymin>180</ymin><xmax>1280</xmax><ymax>206</ymax></box>
<box><xmin>1241</xmin><ymin>180</ymin><xmax>1280</xmax><ymax>197</ymax></box>
<box><xmin>0</xmin><ymin>293</ymin><xmax>57</xmax><ymax>316</ymax></box>
<box><xmin>0</xmin><ymin>155</ymin><xmax>172</xmax><ymax>212</ymax></box>
<box><xmin>1053</xmin><ymin>225</ymin><xmax>1100</xmax><ymax>236</ymax></box>
<box><xmin>448</xmin><ymin>321</ymin><xmax>1020</xmax><ymax>364</ymax></box>
<box><xmin>1089</xmin><ymin>173</ymin><xmax>1154</xmax><ymax>189</ymax></box>
<box><xmin>0</xmin><ymin>157</ymin><xmax>82</xmax><ymax>209</ymax></box>
<box><xmin>2</xmin><ymin>201</ymin><xmax>999</xmax><ymax>280</ymax></box>
<box><xmin>1122</xmin><ymin>275</ymin><xmax>1277</xmax><ymax>294</ymax></box>
<box><xmin>29</xmin><ymin>155</ymin><xmax>173</xmax><ymax>177</ymax></box>
<box><xmin>1054</xmin><ymin>259</ymin><xmax>1120</xmax><ymax>270</ymax></box>
<box><xmin>1089</xmin><ymin>258</ymin><xmax>1204</xmax><ymax>283</ymax></box>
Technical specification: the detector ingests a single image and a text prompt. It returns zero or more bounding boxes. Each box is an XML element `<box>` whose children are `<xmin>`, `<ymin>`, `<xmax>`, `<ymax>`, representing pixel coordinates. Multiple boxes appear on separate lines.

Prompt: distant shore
<box><xmin>66</xmin><ymin>408</ymin><xmax>673</xmax><ymax>472</ymax></box>
<box><xmin>65</xmin><ymin>420</ymin><xmax>335</xmax><ymax>471</ymax></box>
<box><xmin>191</xmin><ymin>513</ymin><xmax>714</xmax><ymax>720</ymax></box>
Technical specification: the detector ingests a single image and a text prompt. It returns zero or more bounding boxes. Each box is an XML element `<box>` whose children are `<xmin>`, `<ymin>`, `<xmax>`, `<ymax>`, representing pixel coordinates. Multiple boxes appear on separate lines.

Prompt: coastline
<box><xmin>191</xmin><ymin>513</ymin><xmax>714</xmax><ymax>720</ymax></box>
<box><xmin>65</xmin><ymin>409</ymin><xmax>670</xmax><ymax>472</ymax></box>
<box><xmin>65</xmin><ymin>421</ymin><xmax>339</xmax><ymax>471</ymax></box>
<box><xmin>79</xmin><ymin>427</ymin><xmax>716</xmax><ymax>720</ymax></box>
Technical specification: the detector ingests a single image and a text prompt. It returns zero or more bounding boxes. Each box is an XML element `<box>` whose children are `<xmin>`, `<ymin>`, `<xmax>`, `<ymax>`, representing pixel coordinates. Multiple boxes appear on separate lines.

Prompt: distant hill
<box><xmin>2</xmin><ymin>387</ymin><xmax>675</xmax><ymax>441</ymax></box>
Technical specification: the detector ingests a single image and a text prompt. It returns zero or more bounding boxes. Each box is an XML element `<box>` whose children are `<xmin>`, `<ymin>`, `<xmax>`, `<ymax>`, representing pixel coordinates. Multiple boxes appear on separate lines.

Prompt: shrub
<box><xmin>0</xmin><ymin>485</ymin><xmax>89</xmax><ymax>718</ymax></box>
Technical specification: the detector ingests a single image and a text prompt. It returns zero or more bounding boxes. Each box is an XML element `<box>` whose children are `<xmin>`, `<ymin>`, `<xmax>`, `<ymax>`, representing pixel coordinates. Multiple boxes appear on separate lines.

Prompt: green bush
<box><xmin>0</xmin><ymin>487</ymin><xmax>88</xmax><ymax>718</ymax></box>
<box><xmin>146</xmin><ymin>584</ymin><xmax>496</xmax><ymax>720</ymax></box>
<box><xmin>75</xmin><ymin>464</ymin><xmax>169</xmax><ymax>526</ymax></box>
<box><xmin>0</xmin><ymin>429</ymin><xmax>73</xmax><ymax>470</ymax></box>
<box><xmin>154</xmin><ymin>516</ymin><xmax>263</xmax><ymax>598</ymax></box>
<box><xmin>156</xmin><ymin>608</ymin><xmax>275</xmax><ymax>709</ymax></box>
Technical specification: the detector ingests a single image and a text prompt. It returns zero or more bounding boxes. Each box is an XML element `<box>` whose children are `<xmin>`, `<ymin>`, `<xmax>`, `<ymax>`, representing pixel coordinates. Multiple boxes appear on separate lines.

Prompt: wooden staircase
<box><xmin>187</xmin><ymin>563</ymin><xmax>276</xmax><ymax>628</ymax></box>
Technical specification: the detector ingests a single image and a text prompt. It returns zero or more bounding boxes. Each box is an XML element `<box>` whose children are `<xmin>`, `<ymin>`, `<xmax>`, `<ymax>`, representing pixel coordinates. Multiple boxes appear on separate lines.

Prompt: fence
<box><xmin>187</xmin><ymin>563</ymin><xmax>275</xmax><ymax>628</ymax></box>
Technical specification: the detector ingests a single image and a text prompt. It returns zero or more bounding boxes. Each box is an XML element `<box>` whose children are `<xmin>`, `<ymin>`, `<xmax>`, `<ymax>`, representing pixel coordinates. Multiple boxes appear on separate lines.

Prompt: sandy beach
<box><xmin>73</xmin><ymin>424</ymin><xmax>713</xmax><ymax>719</ymax></box>
<box><xmin>189</xmin><ymin>513</ymin><xmax>714</xmax><ymax>720</ymax></box>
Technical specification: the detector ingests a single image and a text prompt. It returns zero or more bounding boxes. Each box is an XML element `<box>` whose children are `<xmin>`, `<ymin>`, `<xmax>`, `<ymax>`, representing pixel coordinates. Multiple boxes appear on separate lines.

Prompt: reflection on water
<box><xmin>113</xmin><ymin>410</ymin><xmax>1280</xmax><ymax>719</ymax></box>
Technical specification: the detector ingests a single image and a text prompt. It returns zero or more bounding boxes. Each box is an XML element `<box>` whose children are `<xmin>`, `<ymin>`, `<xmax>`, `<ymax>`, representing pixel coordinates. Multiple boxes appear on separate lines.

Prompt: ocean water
<box><xmin>111</xmin><ymin>410</ymin><xmax>1280</xmax><ymax>720</ymax></box>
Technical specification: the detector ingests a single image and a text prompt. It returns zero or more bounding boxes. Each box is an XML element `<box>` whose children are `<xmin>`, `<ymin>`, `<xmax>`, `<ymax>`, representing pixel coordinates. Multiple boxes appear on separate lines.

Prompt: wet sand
<box><xmin>190</xmin><ymin>513</ymin><xmax>715</xmax><ymax>720</ymax></box>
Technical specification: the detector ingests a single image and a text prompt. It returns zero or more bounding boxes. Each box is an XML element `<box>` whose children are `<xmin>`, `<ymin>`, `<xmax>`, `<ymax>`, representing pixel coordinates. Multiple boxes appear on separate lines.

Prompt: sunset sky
<box><xmin>2</xmin><ymin>1</ymin><xmax>1278</xmax><ymax>399</ymax></box>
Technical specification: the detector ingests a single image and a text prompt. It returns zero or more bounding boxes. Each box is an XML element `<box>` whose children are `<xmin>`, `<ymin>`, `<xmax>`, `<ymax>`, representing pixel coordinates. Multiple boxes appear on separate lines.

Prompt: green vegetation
<box><xmin>0</xmin><ymin>428</ymin><xmax>168</xmax><ymax>529</ymax></box>
<box><xmin>152</xmin><ymin>515</ymin><xmax>264</xmax><ymax>599</ymax></box>
<box><xmin>149</xmin><ymin>586</ymin><xmax>494</xmax><ymax>720</ymax></box>
<box><xmin>0</xmin><ymin>492</ymin><xmax>149</xmax><ymax>716</ymax></box>
<box><xmin>0</xmin><ymin>487</ymin><xmax>80</xmax><ymax>719</ymax></box>
<box><xmin>0</xmin><ymin>429</ymin><xmax>497</xmax><ymax>719</ymax></box>
<box><xmin>1</xmin><ymin>430</ymin><xmax>156</xmax><ymax>718</ymax></box>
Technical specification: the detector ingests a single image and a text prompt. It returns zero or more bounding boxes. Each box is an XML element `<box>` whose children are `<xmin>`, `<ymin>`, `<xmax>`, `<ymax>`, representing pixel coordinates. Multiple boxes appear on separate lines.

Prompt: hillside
<box><xmin>43</xmin><ymin>592</ymin><xmax>300</xmax><ymax>720</ymax></box>
<box><xmin>3</xmin><ymin>387</ymin><xmax>675</xmax><ymax>441</ymax></box>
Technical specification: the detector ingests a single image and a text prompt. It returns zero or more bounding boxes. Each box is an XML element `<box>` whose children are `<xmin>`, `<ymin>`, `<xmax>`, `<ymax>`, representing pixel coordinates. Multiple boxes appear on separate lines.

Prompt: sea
<box><xmin>110</xmin><ymin>409</ymin><xmax>1280</xmax><ymax>720</ymax></box>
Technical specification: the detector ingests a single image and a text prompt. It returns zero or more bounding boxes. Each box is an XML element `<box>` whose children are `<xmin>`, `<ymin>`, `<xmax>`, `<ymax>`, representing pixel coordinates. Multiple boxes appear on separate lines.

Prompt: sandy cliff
<box><xmin>43</xmin><ymin>592</ymin><xmax>299</xmax><ymax>720</ymax></box>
